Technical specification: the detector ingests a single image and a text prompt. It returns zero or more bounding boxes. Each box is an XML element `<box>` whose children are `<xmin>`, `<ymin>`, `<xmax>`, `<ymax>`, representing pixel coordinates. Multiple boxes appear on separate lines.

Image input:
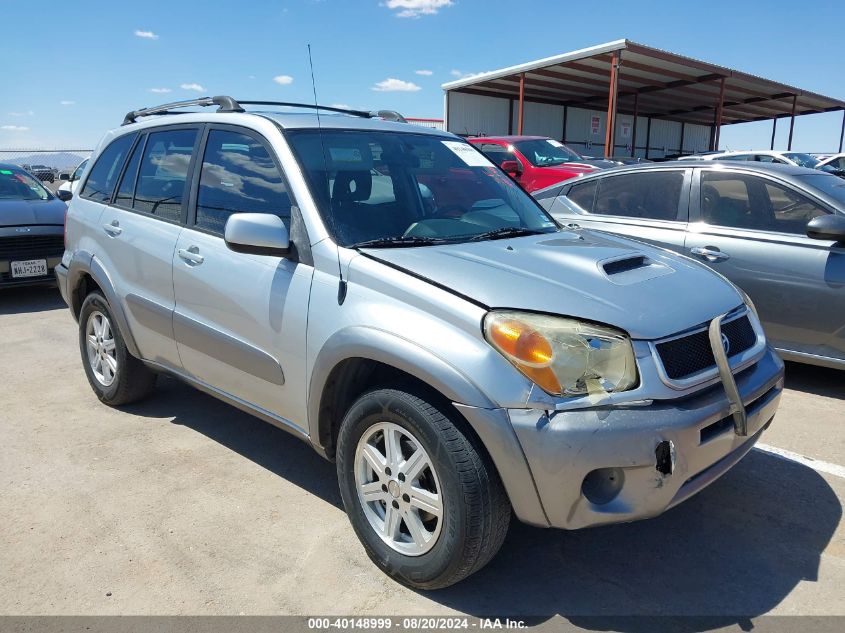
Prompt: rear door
<box><xmin>547</xmin><ymin>168</ymin><xmax>691</xmax><ymax>252</ymax></box>
<box><xmin>85</xmin><ymin>126</ymin><xmax>200</xmax><ymax>369</ymax></box>
<box><xmin>171</xmin><ymin>125</ymin><xmax>313</xmax><ymax>430</ymax></box>
<box><xmin>685</xmin><ymin>167</ymin><xmax>845</xmax><ymax>362</ymax></box>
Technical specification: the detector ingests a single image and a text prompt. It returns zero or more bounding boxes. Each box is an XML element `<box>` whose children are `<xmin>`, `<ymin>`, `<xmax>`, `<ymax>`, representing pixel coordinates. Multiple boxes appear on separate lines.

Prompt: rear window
<box><xmin>592</xmin><ymin>171</ymin><xmax>684</xmax><ymax>220</ymax></box>
<box><xmin>81</xmin><ymin>134</ymin><xmax>137</xmax><ymax>203</ymax></box>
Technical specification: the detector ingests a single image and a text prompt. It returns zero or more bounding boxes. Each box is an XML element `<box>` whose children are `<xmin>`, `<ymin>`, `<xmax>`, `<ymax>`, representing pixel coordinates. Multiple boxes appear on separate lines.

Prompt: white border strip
<box><xmin>754</xmin><ymin>443</ymin><xmax>845</xmax><ymax>479</ymax></box>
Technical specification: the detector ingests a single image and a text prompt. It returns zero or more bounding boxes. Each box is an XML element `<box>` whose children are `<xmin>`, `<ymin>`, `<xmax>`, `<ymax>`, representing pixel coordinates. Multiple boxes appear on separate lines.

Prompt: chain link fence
<box><xmin>0</xmin><ymin>149</ymin><xmax>92</xmax><ymax>191</ymax></box>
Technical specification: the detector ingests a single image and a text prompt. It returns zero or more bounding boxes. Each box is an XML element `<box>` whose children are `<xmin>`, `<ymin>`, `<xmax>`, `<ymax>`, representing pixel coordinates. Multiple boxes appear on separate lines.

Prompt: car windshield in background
<box><xmin>286</xmin><ymin>130</ymin><xmax>558</xmax><ymax>247</ymax></box>
<box><xmin>513</xmin><ymin>139</ymin><xmax>582</xmax><ymax>166</ymax></box>
<box><xmin>783</xmin><ymin>153</ymin><xmax>821</xmax><ymax>168</ymax></box>
<box><xmin>0</xmin><ymin>168</ymin><xmax>51</xmax><ymax>201</ymax></box>
<box><xmin>799</xmin><ymin>173</ymin><xmax>845</xmax><ymax>205</ymax></box>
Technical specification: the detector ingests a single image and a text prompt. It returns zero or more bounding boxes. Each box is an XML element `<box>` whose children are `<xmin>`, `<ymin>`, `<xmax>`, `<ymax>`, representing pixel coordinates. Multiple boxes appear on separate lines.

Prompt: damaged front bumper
<box><xmin>507</xmin><ymin>345</ymin><xmax>784</xmax><ymax>530</ymax></box>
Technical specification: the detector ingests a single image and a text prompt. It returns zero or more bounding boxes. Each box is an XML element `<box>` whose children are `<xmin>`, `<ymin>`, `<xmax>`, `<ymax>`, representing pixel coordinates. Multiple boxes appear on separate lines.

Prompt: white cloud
<box><xmin>134</xmin><ymin>29</ymin><xmax>159</xmax><ymax>39</ymax></box>
<box><xmin>8</xmin><ymin>110</ymin><xmax>34</xmax><ymax>117</ymax></box>
<box><xmin>372</xmin><ymin>78</ymin><xmax>421</xmax><ymax>92</ymax></box>
<box><xmin>180</xmin><ymin>83</ymin><xmax>205</xmax><ymax>92</ymax></box>
<box><xmin>450</xmin><ymin>69</ymin><xmax>485</xmax><ymax>80</ymax></box>
<box><xmin>60</xmin><ymin>100</ymin><xmax>75</xmax><ymax>106</ymax></box>
<box><xmin>273</xmin><ymin>75</ymin><xmax>294</xmax><ymax>85</ymax></box>
<box><xmin>1</xmin><ymin>125</ymin><xmax>29</xmax><ymax>131</ymax></box>
<box><xmin>384</xmin><ymin>0</ymin><xmax>453</xmax><ymax>18</ymax></box>
<box><xmin>414</xmin><ymin>69</ymin><xmax>433</xmax><ymax>76</ymax></box>
<box><xmin>149</xmin><ymin>88</ymin><xmax>172</xmax><ymax>94</ymax></box>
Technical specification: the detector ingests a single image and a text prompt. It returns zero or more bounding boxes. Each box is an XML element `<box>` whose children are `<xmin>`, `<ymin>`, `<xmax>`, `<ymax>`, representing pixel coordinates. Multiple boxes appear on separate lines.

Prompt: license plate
<box><xmin>11</xmin><ymin>259</ymin><xmax>48</xmax><ymax>278</ymax></box>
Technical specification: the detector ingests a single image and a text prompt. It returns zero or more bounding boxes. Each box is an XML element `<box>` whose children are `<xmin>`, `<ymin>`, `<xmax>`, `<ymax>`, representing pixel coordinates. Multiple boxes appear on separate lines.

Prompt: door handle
<box><xmin>102</xmin><ymin>221</ymin><xmax>122</xmax><ymax>236</ymax></box>
<box><xmin>690</xmin><ymin>246</ymin><xmax>730</xmax><ymax>262</ymax></box>
<box><xmin>178</xmin><ymin>247</ymin><xmax>204</xmax><ymax>265</ymax></box>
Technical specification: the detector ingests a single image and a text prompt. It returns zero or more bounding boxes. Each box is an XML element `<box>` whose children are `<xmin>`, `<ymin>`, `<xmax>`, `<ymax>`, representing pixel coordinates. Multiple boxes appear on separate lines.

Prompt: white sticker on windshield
<box><xmin>546</xmin><ymin>139</ymin><xmax>564</xmax><ymax>147</ymax></box>
<box><xmin>442</xmin><ymin>141</ymin><xmax>495</xmax><ymax>167</ymax></box>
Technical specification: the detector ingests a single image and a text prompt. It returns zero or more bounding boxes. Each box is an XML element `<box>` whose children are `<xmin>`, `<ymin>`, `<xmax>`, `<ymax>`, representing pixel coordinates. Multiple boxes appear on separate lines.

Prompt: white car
<box><xmin>57</xmin><ymin>158</ymin><xmax>89</xmax><ymax>199</ymax></box>
<box><xmin>817</xmin><ymin>153</ymin><xmax>845</xmax><ymax>174</ymax></box>
<box><xmin>679</xmin><ymin>149</ymin><xmax>838</xmax><ymax>171</ymax></box>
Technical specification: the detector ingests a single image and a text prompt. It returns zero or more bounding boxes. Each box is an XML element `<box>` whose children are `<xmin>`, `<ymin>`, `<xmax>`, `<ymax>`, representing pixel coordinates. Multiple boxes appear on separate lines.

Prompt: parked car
<box><xmin>680</xmin><ymin>150</ymin><xmax>845</xmax><ymax>175</ymax></box>
<box><xmin>0</xmin><ymin>163</ymin><xmax>67</xmax><ymax>287</ymax></box>
<box><xmin>57</xmin><ymin>158</ymin><xmax>89</xmax><ymax>200</ymax></box>
<box><xmin>816</xmin><ymin>153</ymin><xmax>845</xmax><ymax>175</ymax></box>
<box><xmin>57</xmin><ymin>97</ymin><xmax>783</xmax><ymax>589</ymax></box>
<box><xmin>535</xmin><ymin>161</ymin><xmax>845</xmax><ymax>369</ymax></box>
<box><xmin>468</xmin><ymin>135</ymin><xmax>597</xmax><ymax>192</ymax></box>
<box><xmin>25</xmin><ymin>164</ymin><xmax>57</xmax><ymax>182</ymax></box>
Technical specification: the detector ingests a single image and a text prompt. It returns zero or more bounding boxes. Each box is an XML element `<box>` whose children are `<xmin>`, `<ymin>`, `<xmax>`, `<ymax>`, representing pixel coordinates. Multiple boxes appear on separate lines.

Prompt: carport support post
<box><xmin>787</xmin><ymin>94</ymin><xmax>797</xmax><ymax>151</ymax></box>
<box><xmin>839</xmin><ymin>109</ymin><xmax>845</xmax><ymax>152</ymax></box>
<box><xmin>517</xmin><ymin>73</ymin><xmax>525</xmax><ymax>135</ymax></box>
<box><xmin>645</xmin><ymin>117</ymin><xmax>652</xmax><ymax>159</ymax></box>
<box><xmin>630</xmin><ymin>93</ymin><xmax>639</xmax><ymax>157</ymax></box>
<box><xmin>713</xmin><ymin>77</ymin><xmax>725</xmax><ymax>150</ymax></box>
<box><xmin>770</xmin><ymin>118</ymin><xmax>777</xmax><ymax>150</ymax></box>
<box><xmin>604</xmin><ymin>51</ymin><xmax>620</xmax><ymax>158</ymax></box>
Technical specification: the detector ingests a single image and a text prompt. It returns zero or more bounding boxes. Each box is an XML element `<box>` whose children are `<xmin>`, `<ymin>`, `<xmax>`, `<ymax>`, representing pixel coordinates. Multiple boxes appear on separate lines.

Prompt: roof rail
<box><xmin>122</xmin><ymin>95</ymin><xmax>244</xmax><ymax>125</ymax></box>
<box><xmin>122</xmin><ymin>96</ymin><xmax>407</xmax><ymax>126</ymax></box>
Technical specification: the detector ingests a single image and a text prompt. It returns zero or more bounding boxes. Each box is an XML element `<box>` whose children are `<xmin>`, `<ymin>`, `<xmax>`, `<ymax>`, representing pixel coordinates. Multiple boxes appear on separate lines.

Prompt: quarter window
<box><xmin>592</xmin><ymin>171</ymin><xmax>684</xmax><ymax>220</ymax></box>
<box><xmin>195</xmin><ymin>130</ymin><xmax>292</xmax><ymax>235</ymax></box>
<box><xmin>133</xmin><ymin>129</ymin><xmax>198</xmax><ymax>222</ymax></box>
<box><xmin>80</xmin><ymin>134</ymin><xmax>136</xmax><ymax>203</ymax></box>
<box><xmin>700</xmin><ymin>171</ymin><xmax>829</xmax><ymax>233</ymax></box>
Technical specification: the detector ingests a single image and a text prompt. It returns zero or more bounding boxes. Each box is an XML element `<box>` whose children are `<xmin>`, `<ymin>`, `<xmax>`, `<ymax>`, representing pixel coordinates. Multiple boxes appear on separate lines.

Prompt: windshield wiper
<box><xmin>352</xmin><ymin>236</ymin><xmax>452</xmax><ymax>249</ymax></box>
<box><xmin>468</xmin><ymin>227</ymin><xmax>550</xmax><ymax>242</ymax></box>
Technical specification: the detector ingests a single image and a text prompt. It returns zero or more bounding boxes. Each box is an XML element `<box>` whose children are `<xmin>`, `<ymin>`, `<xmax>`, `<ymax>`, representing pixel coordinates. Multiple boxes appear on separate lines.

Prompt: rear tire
<box><xmin>78</xmin><ymin>292</ymin><xmax>156</xmax><ymax>406</ymax></box>
<box><xmin>336</xmin><ymin>387</ymin><xmax>510</xmax><ymax>589</ymax></box>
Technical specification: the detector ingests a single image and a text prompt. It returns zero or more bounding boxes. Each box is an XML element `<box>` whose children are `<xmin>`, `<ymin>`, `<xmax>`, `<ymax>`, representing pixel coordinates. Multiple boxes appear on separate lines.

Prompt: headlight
<box><xmin>484</xmin><ymin>311</ymin><xmax>638</xmax><ymax>397</ymax></box>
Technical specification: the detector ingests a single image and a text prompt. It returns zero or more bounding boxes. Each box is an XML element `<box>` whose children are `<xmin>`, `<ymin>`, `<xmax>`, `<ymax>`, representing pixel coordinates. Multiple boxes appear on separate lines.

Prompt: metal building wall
<box><xmin>447</xmin><ymin>92</ymin><xmax>510</xmax><ymax>136</ymax></box>
<box><xmin>510</xmin><ymin>101</ymin><xmax>564</xmax><ymax>139</ymax></box>
<box><xmin>682</xmin><ymin>124</ymin><xmax>711</xmax><ymax>154</ymax></box>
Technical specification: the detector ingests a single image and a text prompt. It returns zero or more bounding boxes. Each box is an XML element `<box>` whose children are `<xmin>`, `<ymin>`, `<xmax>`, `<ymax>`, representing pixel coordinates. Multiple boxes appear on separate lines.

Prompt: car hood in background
<box><xmin>569</xmin><ymin>158</ymin><xmax>621</xmax><ymax>169</ymax></box>
<box><xmin>360</xmin><ymin>230</ymin><xmax>743</xmax><ymax>340</ymax></box>
<box><xmin>0</xmin><ymin>198</ymin><xmax>66</xmax><ymax>227</ymax></box>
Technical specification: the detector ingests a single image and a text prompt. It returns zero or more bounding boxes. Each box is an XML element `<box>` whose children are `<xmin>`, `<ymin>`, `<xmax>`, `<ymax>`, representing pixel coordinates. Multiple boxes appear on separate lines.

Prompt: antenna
<box><xmin>308</xmin><ymin>44</ymin><xmax>347</xmax><ymax>305</ymax></box>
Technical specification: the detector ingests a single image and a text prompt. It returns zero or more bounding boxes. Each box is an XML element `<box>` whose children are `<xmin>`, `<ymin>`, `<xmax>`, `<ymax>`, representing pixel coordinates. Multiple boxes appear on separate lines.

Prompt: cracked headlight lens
<box><xmin>484</xmin><ymin>311</ymin><xmax>638</xmax><ymax>397</ymax></box>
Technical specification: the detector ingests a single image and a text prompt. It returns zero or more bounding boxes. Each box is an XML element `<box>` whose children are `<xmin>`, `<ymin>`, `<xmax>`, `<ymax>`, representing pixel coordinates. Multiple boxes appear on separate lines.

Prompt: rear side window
<box><xmin>80</xmin><ymin>134</ymin><xmax>136</xmax><ymax>202</ymax></box>
<box><xmin>194</xmin><ymin>130</ymin><xmax>292</xmax><ymax>235</ymax></box>
<box><xmin>593</xmin><ymin>171</ymin><xmax>684</xmax><ymax>220</ymax></box>
<box><xmin>114</xmin><ymin>136</ymin><xmax>144</xmax><ymax>207</ymax></box>
<box><xmin>133</xmin><ymin>129</ymin><xmax>198</xmax><ymax>222</ymax></box>
<box><xmin>566</xmin><ymin>179</ymin><xmax>597</xmax><ymax>211</ymax></box>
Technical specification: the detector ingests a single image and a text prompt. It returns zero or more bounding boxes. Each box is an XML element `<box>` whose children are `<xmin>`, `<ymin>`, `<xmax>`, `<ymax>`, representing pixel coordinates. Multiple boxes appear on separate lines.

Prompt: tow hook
<box><xmin>655</xmin><ymin>440</ymin><xmax>675</xmax><ymax>476</ymax></box>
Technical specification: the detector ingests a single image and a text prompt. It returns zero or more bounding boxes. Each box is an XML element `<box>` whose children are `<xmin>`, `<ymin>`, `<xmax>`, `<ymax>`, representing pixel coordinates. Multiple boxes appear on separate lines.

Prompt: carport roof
<box><xmin>441</xmin><ymin>39</ymin><xmax>845</xmax><ymax>127</ymax></box>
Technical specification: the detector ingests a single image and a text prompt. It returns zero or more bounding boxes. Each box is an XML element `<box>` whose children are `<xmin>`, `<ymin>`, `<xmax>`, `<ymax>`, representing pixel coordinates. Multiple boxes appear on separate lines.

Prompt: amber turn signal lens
<box><xmin>487</xmin><ymin>318</ymin><xmax>561</xmax><ymax>393</ymax></box>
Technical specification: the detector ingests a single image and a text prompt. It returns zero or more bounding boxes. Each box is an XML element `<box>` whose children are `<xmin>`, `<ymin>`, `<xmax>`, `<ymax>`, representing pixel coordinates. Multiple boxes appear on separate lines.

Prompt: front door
<box><xmin>685</xmin><ymin>167</ymin><xmax>845</xmax><ymax>363</ymax></box>
<box><xmin>172</xmin><ymin>127</ymin><xmax>313</xmax><ymax>429</ymax></box>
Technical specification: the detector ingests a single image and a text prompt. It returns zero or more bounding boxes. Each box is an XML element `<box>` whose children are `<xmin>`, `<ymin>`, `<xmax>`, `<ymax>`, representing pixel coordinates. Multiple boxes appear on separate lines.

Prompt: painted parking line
<box><xmin>754</xmin><ymin>443</ymin><xmax>845</xmax><ymax>479</ymax></box>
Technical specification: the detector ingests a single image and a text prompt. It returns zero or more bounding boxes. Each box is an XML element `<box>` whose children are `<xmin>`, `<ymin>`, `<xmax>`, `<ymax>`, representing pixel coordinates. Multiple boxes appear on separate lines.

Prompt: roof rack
<box><xmin>122</xmin><ymin>95</ymin><xmax>407</xmax><ymax>126</ymax></box>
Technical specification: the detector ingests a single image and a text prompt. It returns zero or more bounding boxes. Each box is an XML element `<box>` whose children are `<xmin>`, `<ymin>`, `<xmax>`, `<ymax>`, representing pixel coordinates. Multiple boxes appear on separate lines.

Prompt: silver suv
<box><xmin>56</xmin><ymin>96</ymin><xmax>785</xmax><ymax>589</ymax></box>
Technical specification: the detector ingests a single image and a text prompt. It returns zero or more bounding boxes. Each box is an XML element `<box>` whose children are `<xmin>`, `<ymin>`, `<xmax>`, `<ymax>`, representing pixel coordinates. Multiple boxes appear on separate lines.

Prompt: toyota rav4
<box><xmin>56</xmin><ymin>96</ymin><xmax>784</xmax><ymax>589</ymax></box>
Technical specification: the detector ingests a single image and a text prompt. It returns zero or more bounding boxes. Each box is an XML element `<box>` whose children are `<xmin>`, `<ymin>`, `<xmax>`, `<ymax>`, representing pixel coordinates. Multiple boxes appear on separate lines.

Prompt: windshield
<box><xmin>513</xmin><ymin>139</ymin><xmax>582</xmax><ymax>166</ymax></box>
<box><xmin>783</xmin><ymin>153</ymin><xmax>821</xmax><ymax>168</ymax></box>
<box><xmin>799</xmin><ymin>173</ymin><xmax>845</xmax><ymax>205</ymax></box>
<box><xmin>0</xmin><ymin>168</ymin><xmax>51</xmax><ymax>201</ymax></box>
<box><xmin>286</xmin><ymin>130</ymin><xmax>558</xmax><ymax>247</ymax></box>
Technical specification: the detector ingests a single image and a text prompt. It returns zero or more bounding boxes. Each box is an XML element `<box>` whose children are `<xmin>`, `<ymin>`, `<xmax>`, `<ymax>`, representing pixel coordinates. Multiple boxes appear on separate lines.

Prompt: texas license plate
<box><xmin>11</xmin><ymin>259</ymin><xmax>48</xmax><ymax>278</ymax></box>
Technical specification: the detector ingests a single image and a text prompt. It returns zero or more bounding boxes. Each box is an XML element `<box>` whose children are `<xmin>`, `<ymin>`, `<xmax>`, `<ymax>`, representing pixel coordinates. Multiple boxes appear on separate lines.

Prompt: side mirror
<box><xmin>59</xmin><ymin>172</ymin><xmax>70</xmax><ymax>181</ymax></box>
<box><xmin>224</xmin><ymin>213</ymin><xmax>290</xmax><ymax>256</ymax></box>
<box><xmin>806</xmin><ymin>214</ymin><xmax>845</xmax><ymax>242</ymax></box>
<box><xmin>500</xmin><ymin>159</ymin><xmax>523</xmax><ymax>176</ymax></box>
<box><xmin>56</xmin><ymin>189</ymin><xmax>73</xmax><ymax>202</ymax></box>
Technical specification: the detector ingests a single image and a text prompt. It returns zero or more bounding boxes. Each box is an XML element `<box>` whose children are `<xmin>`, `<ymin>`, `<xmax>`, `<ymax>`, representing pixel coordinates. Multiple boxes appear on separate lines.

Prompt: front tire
<box><xmin>336</xmin><ymin>388</ymin><xmax>510</xmax><ymax>589</ymax></box>
<box><xmin>78</xmin><ymin>292</ymin><xmax>156</xmax><ymax>406</ymax></box>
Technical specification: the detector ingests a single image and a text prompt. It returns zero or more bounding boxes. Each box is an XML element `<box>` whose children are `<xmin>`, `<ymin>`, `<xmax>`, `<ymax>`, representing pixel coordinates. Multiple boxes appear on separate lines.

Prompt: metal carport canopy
<box><xmin>441</xmin><ymin>39</ymin><xmax>845</xmax><ymax>156</ymax></box>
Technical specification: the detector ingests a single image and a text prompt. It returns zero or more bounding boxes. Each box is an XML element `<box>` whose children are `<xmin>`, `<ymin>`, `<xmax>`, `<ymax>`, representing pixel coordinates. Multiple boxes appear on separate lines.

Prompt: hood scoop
<box><xmin>600</xmin><ymin>254</ymin><xmax>673</xmax><ymax>285</ymax></box>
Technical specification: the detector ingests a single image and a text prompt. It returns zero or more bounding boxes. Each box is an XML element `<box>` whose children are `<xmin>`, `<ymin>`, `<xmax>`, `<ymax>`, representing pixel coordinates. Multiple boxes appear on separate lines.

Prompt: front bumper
<box><xmin>55</xmin><ymin>261</ymin><xmax>70</xmax><ymax>306</ymax></box>
<box><xmin>505</xmin><ymin>346</ymin><xmax>784</xmax><ymax>529</ymax></box>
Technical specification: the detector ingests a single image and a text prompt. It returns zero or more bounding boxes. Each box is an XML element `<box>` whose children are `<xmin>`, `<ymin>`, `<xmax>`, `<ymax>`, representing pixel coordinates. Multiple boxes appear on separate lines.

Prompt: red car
<box><xmin>469</xmin><ymin>135</ymin><xmax>597</xmax><ymax>192</ymax></box>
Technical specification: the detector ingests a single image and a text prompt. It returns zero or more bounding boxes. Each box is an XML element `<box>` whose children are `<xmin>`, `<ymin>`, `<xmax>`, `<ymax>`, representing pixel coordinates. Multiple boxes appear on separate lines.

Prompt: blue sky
<box><xmin>2</xmin><ymin>0</ymin><xmax>844</xmax><ymax>151</ymax></box>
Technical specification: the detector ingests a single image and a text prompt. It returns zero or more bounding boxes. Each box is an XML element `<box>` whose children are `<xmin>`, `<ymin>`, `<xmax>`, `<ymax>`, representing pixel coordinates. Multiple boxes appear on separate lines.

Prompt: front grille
<box><xmin>0</xmin><ymin>235</ymin><xmax>64</xmax><ymax>260</ymax></box>
<box><xmin>655</xmin><ymin>314</ymin><xmax>757</xmax><ymax>381</ymax></box>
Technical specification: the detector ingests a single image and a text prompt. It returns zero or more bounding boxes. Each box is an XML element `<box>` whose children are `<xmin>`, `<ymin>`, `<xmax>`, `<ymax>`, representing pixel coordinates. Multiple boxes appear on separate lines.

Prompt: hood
<box><xmin>0</xmin><ymin>197</ymin><xmax>66</xmax><ymax>227</ymax></box>
<box><xmin>571</xmin><ymin>158</ymin><xmax>621</xmax><ymax>169</ymax></box>
<box><xmin>360</xmin><ymin>230</ymin><xmax>744</xmax><ymax>340</ymax></box>
<box><xmin>543</xmin><ymin>162</ymin><xmax>596</xmax><ymax>174</ymax></box>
